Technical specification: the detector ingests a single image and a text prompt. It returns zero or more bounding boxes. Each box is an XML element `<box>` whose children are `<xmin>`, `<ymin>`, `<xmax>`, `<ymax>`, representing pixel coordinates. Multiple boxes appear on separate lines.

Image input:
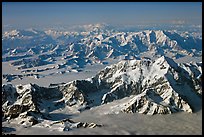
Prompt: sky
<box><xmin>2</xmin><ymin>2</ymin><xmax>202</xmax><ymax>29</ymax></box>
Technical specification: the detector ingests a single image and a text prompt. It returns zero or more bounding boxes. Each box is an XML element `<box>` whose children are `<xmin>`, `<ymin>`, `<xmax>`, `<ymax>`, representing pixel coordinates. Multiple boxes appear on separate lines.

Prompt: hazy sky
<box><xmin>2</xmin><ymin>2</ymin><xmax>202</xmax><ymax>29</ymax></box>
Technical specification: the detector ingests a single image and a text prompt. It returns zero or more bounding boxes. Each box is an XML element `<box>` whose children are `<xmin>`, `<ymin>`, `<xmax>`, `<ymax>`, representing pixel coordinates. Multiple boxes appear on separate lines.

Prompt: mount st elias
<box><xmin>2</xmin><ymin>56</ymin><xmax>202</xmax><ymax>131</ymax></box>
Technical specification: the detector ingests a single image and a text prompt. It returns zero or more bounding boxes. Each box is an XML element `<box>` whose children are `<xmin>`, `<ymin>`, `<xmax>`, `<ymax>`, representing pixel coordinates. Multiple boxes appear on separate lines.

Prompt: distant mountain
<box><xmin>2</xmin><ymin>26</ymin><xmax>202</xmax><ymax>70</ymax></box>
<box><xmin>2</xmin><ymin>56</ymin><xmax>202</xmax><ymax>126</ymax></box>
<box><xmin>2</xmin><ymin>29</ymin><xmax>56</xmax><ymax>50</ymax></box>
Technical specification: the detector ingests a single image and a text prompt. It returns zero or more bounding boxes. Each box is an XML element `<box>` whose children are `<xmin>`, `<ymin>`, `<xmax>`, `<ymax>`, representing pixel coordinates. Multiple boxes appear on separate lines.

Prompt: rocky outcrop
<box><xmin>58</xmin><ymin>80</ymin><xmax>98</xmax><ymax>107</ymax></box>
<box><xmin>121</xmin><ymin>88</ymin><xmax>192</xmax><ymax>115</ymax></box>
<box><xmin>2</xmin><ymin>83</ymin><xmax>63</xmax><ymax>124</ymax></box>
<box><xmin>48</xmin><ymin>118</ymin><xmax>102</xmax><ymax>131</ymax></box>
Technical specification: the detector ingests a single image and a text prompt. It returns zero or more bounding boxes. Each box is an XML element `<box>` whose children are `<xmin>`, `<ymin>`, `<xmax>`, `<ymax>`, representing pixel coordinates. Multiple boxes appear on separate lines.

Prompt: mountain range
<box><xmin>2</xmin><ymin>56</ymin><xmax>202</xmax><ymax>127</ymax></box>
<box><xmin>2</xmin><ymin>24</ymin><xmax>202</xmax><ymax>72</ymax></box>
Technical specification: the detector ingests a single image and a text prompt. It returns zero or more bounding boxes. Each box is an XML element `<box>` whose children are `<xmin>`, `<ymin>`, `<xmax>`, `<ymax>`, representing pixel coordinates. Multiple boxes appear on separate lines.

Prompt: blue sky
<box><xmin>2</xmin><ymin>2</ymin><xmax>202</xmax><ymax>29</ymax></box>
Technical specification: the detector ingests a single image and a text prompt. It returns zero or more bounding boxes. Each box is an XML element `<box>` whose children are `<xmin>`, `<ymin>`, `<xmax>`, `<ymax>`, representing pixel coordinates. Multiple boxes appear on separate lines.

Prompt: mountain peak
<box><xmin>2</xmin><ymin>56</ymin><xmax>202</xmax><ymax>128</ymax></box>
<box><xmin>155</xmin><ymin>56</ymin><xmax>179</xmax><ymax>69</ymax></box>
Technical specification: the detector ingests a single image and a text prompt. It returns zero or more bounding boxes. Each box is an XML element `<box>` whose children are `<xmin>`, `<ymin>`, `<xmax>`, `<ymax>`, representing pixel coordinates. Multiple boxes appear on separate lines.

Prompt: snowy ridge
<box><xmin>2</xmin><ymin>56</ymin><xmax>202</xmax><ymax>126</ymax></box>
<box><xmin>89</xmin><ymin>56</ymin><xmax>202</xmax><ymax>114</ymax></box>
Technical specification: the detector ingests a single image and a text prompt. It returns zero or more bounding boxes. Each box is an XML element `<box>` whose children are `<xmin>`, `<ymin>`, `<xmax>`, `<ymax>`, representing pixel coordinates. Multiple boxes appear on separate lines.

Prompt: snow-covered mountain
<box><xmin>2</xmin><ymin>24</ymin><xmax>202</xmax><ymax>129</ymax></box>
<box><xmin>66</xmin><ymin>56</ymin><xmax>202</xmax><ymax>114</ymax></box>
<box><xmin>2</xmin><ymin>28</ymin><xmax>56</xmax><ymax>50</ymax></box>
<box><xmin>2</xmin><ymin>25</ymin><xmax>202</xmax><ymax>71</ymax></box>
<box><xmin>2</xmin><ymin>56</ymin><xmax>202</xmax><ymax>127</ymax></box>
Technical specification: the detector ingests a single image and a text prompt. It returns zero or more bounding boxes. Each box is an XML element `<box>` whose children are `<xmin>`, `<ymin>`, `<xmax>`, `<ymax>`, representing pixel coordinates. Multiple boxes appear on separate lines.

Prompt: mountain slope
<box><xmin>2</xmin><ymin>56</ymin><xmax>202</xmax><ymax>127</ymax></box>
<box><xmin>3</xmin><ymin>26</ymin><xmax>202</xmax><ymax>65</ymax></box>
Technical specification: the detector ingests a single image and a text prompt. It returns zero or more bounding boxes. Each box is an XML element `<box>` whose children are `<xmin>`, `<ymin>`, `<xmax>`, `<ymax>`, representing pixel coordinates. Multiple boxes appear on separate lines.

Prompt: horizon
<box><xmin>2</xmin><ymin>2</ymin><xmax>202</xmax><ymax>30</ymax></box>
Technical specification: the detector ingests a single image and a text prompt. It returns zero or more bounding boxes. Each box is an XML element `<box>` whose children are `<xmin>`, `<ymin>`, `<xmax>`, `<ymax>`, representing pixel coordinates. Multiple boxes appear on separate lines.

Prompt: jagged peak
<box><xmin>154</xmin><ymin>56</ymin><xmax>179</xmax><ymax>70</ymax></box>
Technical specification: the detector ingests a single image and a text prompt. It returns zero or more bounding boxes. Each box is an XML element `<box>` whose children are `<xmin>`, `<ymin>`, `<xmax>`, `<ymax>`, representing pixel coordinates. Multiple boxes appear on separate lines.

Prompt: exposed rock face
<box><xmin>94</xmin><ymin>56</ymin><xmax>202</xmax><ymax>114</ymax></box>
<box><xmin>2</xmin><ymin>56</ymin><xmax>202</xmax><ymax>126</ymax></box>
<box><xmin>121</xmin><ymin>88</ymin><xmax>192</xmax><ymax>115</ymax></box>
<box><xmin>2</xmin><ymin>84</ymin><xmax>18</xmax><ymax>120</ymax></box>
<box><xmin>2</xmin><ymin>83</ymin><xmax>103</xmax><ymax>130</ymax></box>
<box><xmin>58</xmin><ymin>80</ymin><xmax>98</xmax><ymax>107</ymax></box>
<box><xmin>2</xmin><ymin>83</ymin><xmax>63</xmax><ymax>125</ymax></box>
<box><xmin>2</xmin><ymin>84</ymin><xmax>18</xmax><ymax>105</ymax></box>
